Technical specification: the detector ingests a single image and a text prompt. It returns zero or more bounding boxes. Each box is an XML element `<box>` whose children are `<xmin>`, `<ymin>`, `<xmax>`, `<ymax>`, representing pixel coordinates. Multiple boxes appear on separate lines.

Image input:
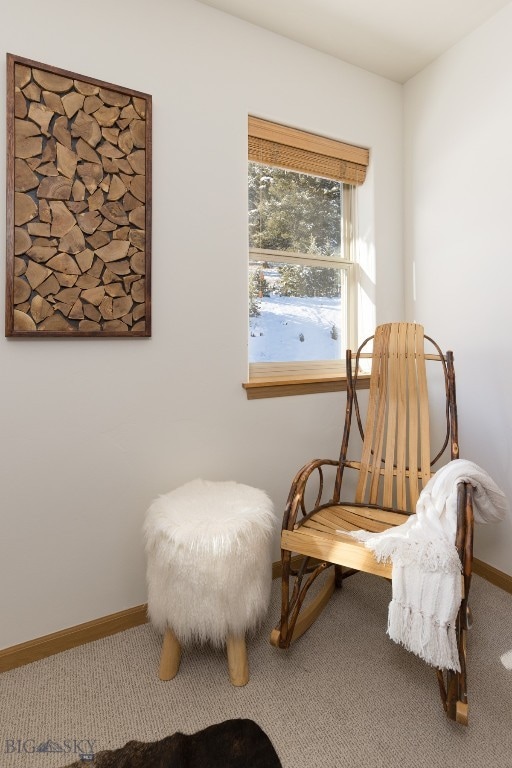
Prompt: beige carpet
<box><xmin>1</xmin><ymin>573</ymin><xmax>511</xmax><ymax>768</ymax></box>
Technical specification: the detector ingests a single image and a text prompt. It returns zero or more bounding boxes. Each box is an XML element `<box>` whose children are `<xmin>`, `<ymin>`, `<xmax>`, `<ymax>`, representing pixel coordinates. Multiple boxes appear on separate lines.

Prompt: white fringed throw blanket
<box><xmin>346</xmin><ymin>460</ymin><xmax>508</xmax><ymax>671</ymax></box>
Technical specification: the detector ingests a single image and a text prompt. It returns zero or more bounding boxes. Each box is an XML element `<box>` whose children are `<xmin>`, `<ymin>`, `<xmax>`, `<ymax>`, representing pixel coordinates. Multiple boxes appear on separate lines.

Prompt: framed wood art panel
<box><xmin>5</xmin><ymin>53</ymin><xmax>152</xmax><ymax>337</ymax></box>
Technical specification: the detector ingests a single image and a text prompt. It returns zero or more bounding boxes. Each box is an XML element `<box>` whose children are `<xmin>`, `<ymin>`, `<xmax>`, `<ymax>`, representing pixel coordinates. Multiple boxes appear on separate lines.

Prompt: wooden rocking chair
<box><xmin>270</xmin><ymin>323</ymin><xmax>474</xmax><ymax>725</ymax></box>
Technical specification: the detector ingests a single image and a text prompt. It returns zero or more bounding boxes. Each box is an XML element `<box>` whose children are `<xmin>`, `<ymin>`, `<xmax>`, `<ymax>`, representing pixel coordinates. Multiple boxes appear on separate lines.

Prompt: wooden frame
<box><xmin>5</xmin><ymin>53</ymin><xmax>152</xmax><ymax>337</ymax></box>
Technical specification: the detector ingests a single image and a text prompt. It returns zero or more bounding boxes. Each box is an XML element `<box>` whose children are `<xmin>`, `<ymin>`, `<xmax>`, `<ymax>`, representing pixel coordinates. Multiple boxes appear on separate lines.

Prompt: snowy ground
<box><xmin>249</xmin><ymin>296</ymin><xmax>344</xmax><ymax>362</ymax></box>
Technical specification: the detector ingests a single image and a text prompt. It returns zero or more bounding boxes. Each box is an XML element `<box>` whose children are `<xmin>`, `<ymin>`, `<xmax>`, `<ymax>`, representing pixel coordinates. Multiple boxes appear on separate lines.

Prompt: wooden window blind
<box><xmin>248</xmin><ymin>116</ymin><xmax>369</xmax><ymax>186</ymax></box>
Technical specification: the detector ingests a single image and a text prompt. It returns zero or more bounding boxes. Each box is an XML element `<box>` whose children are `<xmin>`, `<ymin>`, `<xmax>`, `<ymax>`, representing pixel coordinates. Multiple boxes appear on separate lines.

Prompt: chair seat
<box><xmin>283</xmin><ymin>504</ymin><xmax>410</xmax><ymax>579</ymax></box>
<box><xmin>299</xmin><ymin>503</ymin><xmax>409</xmax><ymax>533</ymax></box>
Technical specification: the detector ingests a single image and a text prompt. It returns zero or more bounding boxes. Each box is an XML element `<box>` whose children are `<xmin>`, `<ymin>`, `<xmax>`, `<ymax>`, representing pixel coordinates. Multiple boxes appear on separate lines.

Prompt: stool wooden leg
<box><xmin>159</xmin><ymin>628</ymin><xmax>182</xmax><ymax>680</ymax></box>
<box><xmin>226</xmin><ymin>634</ymin><xmax>249</xmax><ymax>686</ymax></box>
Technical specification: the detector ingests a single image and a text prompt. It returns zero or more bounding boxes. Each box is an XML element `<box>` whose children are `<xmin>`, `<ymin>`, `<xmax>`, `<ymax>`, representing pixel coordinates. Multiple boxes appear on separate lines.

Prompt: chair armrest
<box><xmin>283</xmin><ymin>459</ymin><xmax>339</xmax><ymax>531</ymax></box>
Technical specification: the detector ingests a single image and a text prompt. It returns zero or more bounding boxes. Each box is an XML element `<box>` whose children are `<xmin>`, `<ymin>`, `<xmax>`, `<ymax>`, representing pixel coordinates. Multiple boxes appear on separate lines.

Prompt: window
<box><xmin>244</xmin><ymin>117</ymin><xmax>369</xmax><ymax>398</ymax></box>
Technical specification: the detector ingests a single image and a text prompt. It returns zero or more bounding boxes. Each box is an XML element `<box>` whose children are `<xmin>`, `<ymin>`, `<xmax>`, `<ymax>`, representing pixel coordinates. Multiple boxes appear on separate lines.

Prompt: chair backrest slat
<box><xmin>353</xmin><ymin>322</ymin><xmax>439</xmax><ymax>512</ymax></box>
<box><xmin>406</xmin><ymin>323</ymin><xmax>420</xmax><ymax>506</ymax></box>
<box><xmin>382</xmin><ymin>324</ymin><xmax>399</xmax><ymax>507</ymax></box>
<box><xmin>394</xmin><ymin>325</ymin><xmax>408</xmax><ymax>509</ymax></box>
<box><xmin>355</xmin><ymin>324</ymin><xmax>389</xmax><ymax>504</ymax></box>
<box><xmin>416</xmin><ymin>329</ymin><xmax>432</xmax><ymax>492</ymax></box>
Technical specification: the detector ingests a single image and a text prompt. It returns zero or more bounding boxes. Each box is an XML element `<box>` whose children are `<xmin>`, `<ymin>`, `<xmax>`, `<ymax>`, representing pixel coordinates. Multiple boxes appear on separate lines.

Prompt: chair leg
<box><xmin>442</xmin><ymin>665</ymin><xmax>468</xmax><ymax>724</ymax></box>
<box><xmin>226</xmin><ymin>634</ymin><xmax>249</xmax><ymax>686</ymax></box>
<box><xmin>159</xmin><ymin>628</ymin><xmax>182</xmax><ymax>680</ymax></box>
<box><xmin>436</xmin><ymin>607</ymin><xmax>470</xmax><ymax>725</ymax></box>
<box><xmin>449</xmin><ymin>625</ymin><xmax>469</xmax><ymax>724</ymax></box>
<box><xmin>270</xmin><ymin>551</ymin><xmax>336</xmax><ymax>648</ymax></box>
<box><xmin>334</xmin><ymin>564</ymin><xmax>344</xmax><ymax>588</ymax></box>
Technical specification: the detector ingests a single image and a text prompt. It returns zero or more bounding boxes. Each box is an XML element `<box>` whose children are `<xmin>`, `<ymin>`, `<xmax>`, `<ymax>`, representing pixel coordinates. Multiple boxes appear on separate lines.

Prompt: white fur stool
<box><xmin>144</xmin><ymin>479</ymin><xmax>275</xmax><ymax>686</ymax></box>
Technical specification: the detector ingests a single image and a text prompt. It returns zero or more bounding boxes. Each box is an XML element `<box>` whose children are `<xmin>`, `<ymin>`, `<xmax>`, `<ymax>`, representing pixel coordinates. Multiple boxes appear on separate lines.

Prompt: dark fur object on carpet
<box><xmin>63</xmin><ymin>719</ymin><xmax>282</xmax><ymax>768</ymax></box>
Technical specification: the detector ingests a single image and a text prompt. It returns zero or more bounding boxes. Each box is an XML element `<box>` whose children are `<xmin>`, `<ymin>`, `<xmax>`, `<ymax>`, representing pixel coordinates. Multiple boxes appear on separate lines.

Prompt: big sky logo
<box><xmin>4</xmin><ymin>738</ymin><xmax>96</xmax><ymax>755</ymax></box>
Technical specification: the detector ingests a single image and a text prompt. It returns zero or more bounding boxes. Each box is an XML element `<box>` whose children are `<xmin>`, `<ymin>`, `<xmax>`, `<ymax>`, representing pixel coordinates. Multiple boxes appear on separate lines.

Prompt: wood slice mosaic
<box><xmin>6</xmin><ymin>54</ymin><xmax>152</xmax><ymax>337</ymax></box>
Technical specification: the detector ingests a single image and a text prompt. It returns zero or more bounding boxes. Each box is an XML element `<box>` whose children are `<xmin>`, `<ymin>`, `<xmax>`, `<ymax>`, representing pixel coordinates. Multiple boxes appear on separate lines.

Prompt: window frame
<box><xmin>244</xmin><ymin>117</ymin><xmax>369</xmax><ymax>398</ymax></box>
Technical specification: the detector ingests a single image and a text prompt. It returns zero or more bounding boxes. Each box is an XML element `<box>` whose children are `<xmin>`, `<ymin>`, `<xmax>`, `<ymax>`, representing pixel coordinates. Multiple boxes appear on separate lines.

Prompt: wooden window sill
<box><xmin>242</xmin><ymin>374</ymin><xmax>370</xmax><ymax>399</ymax></box>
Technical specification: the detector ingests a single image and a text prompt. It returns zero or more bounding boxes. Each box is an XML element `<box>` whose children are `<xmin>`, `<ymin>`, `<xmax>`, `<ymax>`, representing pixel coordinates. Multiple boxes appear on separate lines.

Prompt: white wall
<box><xmin>0</xmin><ymin>0</ymin><xmax>403</xmax><ymax>648</ymax></box>
<box><xmin>404</xmin><ymin>3</ymin><xmax>512</xmax><ymax>575</ymax></box>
